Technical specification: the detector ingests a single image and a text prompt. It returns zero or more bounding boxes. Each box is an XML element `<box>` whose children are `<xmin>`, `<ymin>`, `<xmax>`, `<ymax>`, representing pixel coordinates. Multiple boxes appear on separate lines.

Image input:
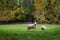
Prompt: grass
<box><xmin>0</xmin><ymin>24</ymin><xmax>60</xmax><ymax>40</ymax></box>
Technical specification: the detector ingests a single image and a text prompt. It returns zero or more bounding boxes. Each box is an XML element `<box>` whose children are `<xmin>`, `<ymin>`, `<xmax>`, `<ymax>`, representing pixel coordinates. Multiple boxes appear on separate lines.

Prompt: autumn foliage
<box><xmin>0</xmin><ymin>0</ymin><xmax>60</xmax><ymax>24</ymax></box>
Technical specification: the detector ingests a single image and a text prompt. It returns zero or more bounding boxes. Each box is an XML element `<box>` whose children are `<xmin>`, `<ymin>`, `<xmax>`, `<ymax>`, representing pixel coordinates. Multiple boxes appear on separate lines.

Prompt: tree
<box><xmin>33</xmin><ymin>0</ymin><xmax>47</xmax><ymax>23</ymax></box>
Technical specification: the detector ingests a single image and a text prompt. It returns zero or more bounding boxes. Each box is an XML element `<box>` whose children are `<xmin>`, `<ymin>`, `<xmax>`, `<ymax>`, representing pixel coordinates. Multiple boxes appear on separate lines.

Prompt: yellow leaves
<box><xmin>37</xmin><ymin>15</ymin><xmax>47</xmax><ymax>22</ymax></box>
<box><xmin>50</xmin><ymin>0</ymin><xmax>56</xmax><ymax>6</ymax></box>
<box><xmin>11</xmin><ymin>10</ymin><xmax>16</xmax><ymax>14</ymax></box>
<box><xmin>0</xmin><ymin>9</ymin><xmax>16</xmax><ymax>21</ymax></box>
<box><xmin>10</xmin><ymin>7</ymin><xmax>25</xmax><ymax>14</ymax></box>
<box><xmin>34</xmin><ymin>0</ymin><xmax>43</xmax><ymax>11</ymax></box>
<box><xmin>14</xmin><ymin>7</ymin><xmax>25</xmax><ymax>13</ymax></box>
<box><xmin>44</xmin><ymin>9</ymin><xmax>47</xmax><ymax>14</ymax></box>
<box><xmin>0</xmin><ymin>16</ymin><xmax>10</xmax><ymax>21</ymax></box>
<box><xmin>19</xmin><ymin>7</ymin><xmax>25</xmax><ymax>13</ymax></box>
<box><xmin>16</xmin><ymin>15</ymin><xmax>21</xmax><ymax>20</ymax></box>
<box><xmin>51</xmin><ymin>0</ymin><xmax>55</xmax><ymax>3</ymax></box>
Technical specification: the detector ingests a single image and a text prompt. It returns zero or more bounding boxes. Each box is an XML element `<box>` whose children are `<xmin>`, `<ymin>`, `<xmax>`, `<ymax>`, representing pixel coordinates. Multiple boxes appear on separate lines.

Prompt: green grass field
<box><xmin>0</xmin><ymin>24</ymin><xmax>60</xmax><ymax>40</ymax></box>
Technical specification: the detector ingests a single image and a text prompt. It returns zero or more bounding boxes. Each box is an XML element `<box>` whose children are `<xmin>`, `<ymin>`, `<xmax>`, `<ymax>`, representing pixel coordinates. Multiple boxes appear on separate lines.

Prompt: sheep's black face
<box><xmin>41</xmin><ymin>28</ymin><xmax>46</xmax><ymax>30</ymax></box>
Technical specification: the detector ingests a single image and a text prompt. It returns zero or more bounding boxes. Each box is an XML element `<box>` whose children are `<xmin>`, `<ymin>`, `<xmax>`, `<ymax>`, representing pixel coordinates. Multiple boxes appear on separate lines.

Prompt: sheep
<box><xmin>27</xmin><ymin>22</ymin><xmax>37</xmax><ymax>30</ymax></box>
<box><xmin>41</xmin><ymin>25</ymin><xmax>46</xmax><ymax>30</ymax></box>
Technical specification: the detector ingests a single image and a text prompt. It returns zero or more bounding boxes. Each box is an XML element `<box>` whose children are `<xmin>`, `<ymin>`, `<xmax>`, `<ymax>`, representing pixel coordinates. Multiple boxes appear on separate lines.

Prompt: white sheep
<box><xmin>41</xmin><ymin>25</ymin><xmax>46</xmax><ymax>30</ymax></box>
<box><xmin>27</xmin><ymin>22</ymin><xmax>37</xmax><ymax>30</ymax></box>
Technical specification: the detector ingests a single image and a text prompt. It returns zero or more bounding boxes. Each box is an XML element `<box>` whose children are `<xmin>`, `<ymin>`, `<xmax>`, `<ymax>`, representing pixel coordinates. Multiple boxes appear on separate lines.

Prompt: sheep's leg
<box><xmin>27</xmin><ymin>28</ymin><xmax>30</xmax><ymax>31</ymax></box>
<box><xmin>27</xmin><ymin>27</ymin><xmax>31</xmax><ymax>31</ymax></box>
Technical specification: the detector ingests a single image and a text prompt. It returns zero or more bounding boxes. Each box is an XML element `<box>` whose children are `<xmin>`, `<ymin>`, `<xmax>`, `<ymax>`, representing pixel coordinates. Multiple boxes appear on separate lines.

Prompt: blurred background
<box><xmin>0</xmin><ymin>0</ymin><xmax>60</xmax><ymax>24</ymax></box>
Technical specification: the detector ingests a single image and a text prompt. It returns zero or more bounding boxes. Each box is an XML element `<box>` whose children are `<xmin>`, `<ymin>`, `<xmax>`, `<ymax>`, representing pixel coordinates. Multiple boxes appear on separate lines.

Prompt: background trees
<box><xmin>0</xmin><ymin>0</ymin><xmax>60</xmax><ymax>24</ymax></box>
